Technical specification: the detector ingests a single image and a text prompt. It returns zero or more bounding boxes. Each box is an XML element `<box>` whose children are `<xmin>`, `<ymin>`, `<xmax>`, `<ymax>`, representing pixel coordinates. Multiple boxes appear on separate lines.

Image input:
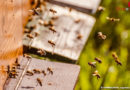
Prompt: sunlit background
<box><xmin>75</xmin><ymin>0</ymin><xmax>130</xmax><ymax>90</ymax></box>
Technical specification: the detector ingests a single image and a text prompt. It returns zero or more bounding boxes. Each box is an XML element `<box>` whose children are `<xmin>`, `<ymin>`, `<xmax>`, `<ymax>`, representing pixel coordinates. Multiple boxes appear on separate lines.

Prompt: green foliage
<box><xmin>75</xmin><ymin>0</ymin><xmax>130</xmax><ymax>90</ymax></box>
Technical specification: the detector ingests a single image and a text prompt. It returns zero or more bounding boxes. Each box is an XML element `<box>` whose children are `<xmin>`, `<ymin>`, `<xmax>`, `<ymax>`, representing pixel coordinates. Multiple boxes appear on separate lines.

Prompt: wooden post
<box><xmin>0</xmin><ymin>0</ymin><xmax>31</xmax><ymax>89</ymax></box>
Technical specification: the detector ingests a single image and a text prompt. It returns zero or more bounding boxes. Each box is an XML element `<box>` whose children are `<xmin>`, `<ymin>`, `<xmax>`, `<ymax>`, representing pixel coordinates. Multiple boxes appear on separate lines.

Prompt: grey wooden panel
<box><xmin>23</xmin><ymin>4</ymin><xmax>95</xmax><ymax>61</ymax></box>
<box><xmin>47</xmin><ymin>0</ymin><xmax>101</xmax><ymax>13</ymax></box>
<box><xmin>4</xmin><ymin>57</ymin><xmax>80</xmax><ymax>90</ymax></box>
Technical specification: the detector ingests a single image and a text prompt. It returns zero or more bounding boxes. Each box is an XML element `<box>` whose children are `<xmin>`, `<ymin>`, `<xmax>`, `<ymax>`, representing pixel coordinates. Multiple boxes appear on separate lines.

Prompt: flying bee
<box><xmin>77</xmin><ymin>34</ymin><xmax>82</xmax><ymax>40</ymax></box>
<box><xmin>97</xmin><ymin>32</ymin><xmax>106</xmax><ymax>40</ymax></box>
<box><xmin>106</xmin><ymin>17</ymin><xmax>120</xmax><ymax>22</ymax></box>
<box><xmin>49</xmin><ymin>27</ymin><xmax>56</xmax><ymax>33</ymax></box>
<box><xmin>47</xmin><ymin>67</ymin><xmax>53</xmax><ymax>75</ymax></box>
<box><xmin>75</xmin><ymin>19</ymin><xmax>81</xmax><ymax>23</ymax></box>
<box><xmin>92</xmin><ymin>70</ymin><xmax>101</xmax><ymax>79</ymax></box>
<box><xmin>112</xmin><ymin>52</ymin><xmax>122</xmax><ymax>66</ymax></box>
<box><xmin>98</xmin><ymin>6</ymin><xmax>105</xmax><ymax>11</ymax></box>
<box><xmin>88</xmin><ymin>62</ymin><xmax>96</xmax><ymax>68</ymax></box>
<box><xmin>48</xmin><ymin>40</ymin><xmax>55</xmax><ymax>47</ymax></box>
<box><xmin>33</xmin><ymin>69</ymin><xmax>41</xmax><ymax>74</ymax></box>
<box><xmin>27</xmin><ymin>34</ymin><xmax>34</xmax><ymax>39</ymax></box>
<box><xmin>23</xmin><ymin>54</ymin><xmax>32</xmax><ymax>59</ymax></box>
<box><xmin>94</xmin><ymin>57</ymin><xmax>102</xmax><ymax>63</ymax></box>
<box><xmin>37</xmin><ymin>49</ymin><xmax>46</xmax><ymax>56</ymax></box>
<box><xmin>42</xmin><ymin>70</ymin><xmax>46</xmax><ymax>76</ymax></box>
<box><xmin>49</xmin><ymin>9</ymin><xmax>57</xmax><ymax>14</ymax></box>
<box><xmin>26</xmin><ymin>70</ymin><xmax>34</xmax><ymax>76</ymax></box>
<box><xmin>37</xmin><ymin>78</ymin><xmax>42</xmax><ymax>86</ymax></box>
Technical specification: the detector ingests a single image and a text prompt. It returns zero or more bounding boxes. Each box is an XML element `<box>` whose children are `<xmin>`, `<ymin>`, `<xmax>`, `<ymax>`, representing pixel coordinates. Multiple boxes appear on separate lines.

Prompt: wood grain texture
<box><xmin>4</xmin><ymin>57</ymin><xmax>80</xmax><ymax>90</ymax></box>
<box><xmin>0</xmin><ymin>0</ymin><xmax>23</xmax><ymax>89</ymax></box>
<box><xmin>47</xmin><ymin>0</ymin><xmax>101</xmax><ymax>13</ymax></box>
<box><xmin>23</xmin><ymin>4</ymin><xmax>95</xmax><ymax>61</ymax></box>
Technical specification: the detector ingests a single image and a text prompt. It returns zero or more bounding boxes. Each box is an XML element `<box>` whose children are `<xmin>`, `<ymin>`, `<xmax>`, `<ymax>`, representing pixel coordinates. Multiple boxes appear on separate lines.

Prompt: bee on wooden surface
<box><xmin>92</xmin><ymin>70</ymin><xmax>101</xmax><ymax>79</ymax></box>
<box><xmin>94</xmin><ymin>57</ymin><xmax>102</xmax><ymax>63</ymax></box>
<box><xmin>30</xmin><ymin>25</ymin><xmax>36</xmax><ymax>30</ymax></box>
<box><xmin>106</xmin><ymin>17</ymin><xmax>120</xmax><ymax>22</ymax></box>
<box><xmin>24</xmin><ymin>29</ymin><xmax>31</xmax><ymax>33</ymax></box>
<box><xmin>98</xmin><ymin>6</ymin><xmax>105</xmax><ymax>11</ymax></box>
<box><xmin>49</xmin><ymin>27</ymin><xmax>56</xmax><ymax>33</ymax></box>
<box><xmin>51</xmin><ymin>16</ymin><xmax>59</xmax><ymax>20</ymax></box>
<box><xmin>37</xmin><ymin>49</ymin><xmax>46</xmax><ymax>56</ymax></box>
<box><xmin>7</xmin><ymin>65</ymin><xmax>10</xmax><ymax>74</ymax></box>
<box><xmin>49</xmin><ymin>9</ymin><xmax>57</xmax><ymax>14</ymax></box>
<box><xmin>47</xmin><ymin>67</ymin><xmax>53</xmax><ymax>75</ymax></box>
<box><xmin>88</xmin><ymin>62</ymin><xmax>96</xmax><ymax>68</ymax></box>
<box><xmin>27</xmin><ymin>34</ymin><xmax>34</xmax><ymax>39</ymax></box>
<box><xmin>26</xmin><ymin>70</ymin><xmax>34</xmax><ymax>76</ymax></box>
<box><xmin>37</xmin><ymin>78</ymin><xmax>42</xmax><ymax>86</ymax></box>
<box><xmin>75</xmin><ymin>19</ymin><xmax>81</xmax><ymax>23</ymax></box>
<box><xmin>42</xmin><ymin>70</ymin><xmax>46</xmax><ymax>76</ymax></box>
<box><xmin>69</xmin><ymin>8</ymin><xmax>72</xmax><ymax>12</ymax></box>
<box><xmin>77</xmin><ymin>34</ymin><xmax>82</xmax><ymax>40</ymax></box>
<box><xmin>34</xmin><ymin>32</ymin><xmax>40</xmax><ymax>37</ymax></box>
<box><xmin>33</xmin><ymin>69</ymin><xmax>41</xmax><ymax>74</ymax></box>
<box><xmin>97</xmin><ymin>32</ymin><xmax>106</xmax><ymax>40</ymax></box>
<box><xmin>48</xmin><ymin>20</ymin><xmax>54</xmax><ymax>26</ymax></box>
<box><xmin>23</xmin><ymin>54</ymin><xmax>32</xmax><ymax>59</ymax></box>
<box><xmin>48</xmin><ymin>40</ymin><xmax>55</xmax><ymax>47</ymax></box>
<box><xmin>112</xmin><ymin>52</ymin><xmax>122</xmax><ymax>66</ymax></box>
<box><xmin>29</xmin><ymin>8</ymin><xmax>40</xmax><ymax>15</ymax></box>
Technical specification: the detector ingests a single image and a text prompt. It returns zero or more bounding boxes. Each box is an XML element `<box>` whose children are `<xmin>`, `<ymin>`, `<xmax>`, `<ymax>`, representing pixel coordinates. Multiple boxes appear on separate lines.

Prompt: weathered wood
<box><xmin>23</xmin><ymin>4</ymin><xmax>95</xmax><ymax>61</ymax></box>
<box><xmin>4</xmin><ymin>57</ymin><xmax>80</xmax><ymax>90</ymax></box>
<box><xmin>0</xmin><ymin>0</ymin><xmax>23</xmax><ymax>89</ymax></box>
<box><xmin>47</xmin><ymin>0</ymin><xmax>101</xmax><ymax>14</ymax></box>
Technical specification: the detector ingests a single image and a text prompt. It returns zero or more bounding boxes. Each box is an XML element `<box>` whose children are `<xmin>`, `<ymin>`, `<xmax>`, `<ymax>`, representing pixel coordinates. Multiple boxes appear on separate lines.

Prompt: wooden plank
<box><xmin>4</xmin><ymin>57</ymin><xmax>80</xmax><ymax>90</ymax></box>
<box><xmin>0</xmin><ymin>0</ymin><xmax>23</xmax><ymax>89</ymax></box>
<box><xmin>47</xmin><ymin>0</ymin><xmax>101</xmax><ymax>14</ymax></box>
<box><xmin>23</xmin><ymin>4</ymin><xmax>95</xmax><ymax>61</ymax></box>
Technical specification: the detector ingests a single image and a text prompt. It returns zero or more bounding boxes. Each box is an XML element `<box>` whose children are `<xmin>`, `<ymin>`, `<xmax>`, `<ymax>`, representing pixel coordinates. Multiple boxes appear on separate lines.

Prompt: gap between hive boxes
<box><xmin>23</xmin><ymin>4</ymin><xmax>96</xmax><ymax>62</ymax></box>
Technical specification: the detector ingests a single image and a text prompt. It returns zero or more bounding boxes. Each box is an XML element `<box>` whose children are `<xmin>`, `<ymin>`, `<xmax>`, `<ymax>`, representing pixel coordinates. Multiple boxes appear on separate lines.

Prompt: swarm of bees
<box><xmin>112</xmin><ymin>52</ymin><xmax>122</xmax><ymax>66</ymax></box>
<box><xmin>97</xmin><ymin>32</ymin><xmax>106</xmax><ymax>40</ymax></box>
<box><xmin>106</xmin><ymin>17</ymin><xmax>120</xmax><ymax>22</ymax></box>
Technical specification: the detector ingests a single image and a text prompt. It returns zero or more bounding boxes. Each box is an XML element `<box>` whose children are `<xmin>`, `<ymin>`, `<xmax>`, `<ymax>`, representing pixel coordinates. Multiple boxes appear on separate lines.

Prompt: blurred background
<box><xmin>75</xmin><ymin>0</ymin><xmax>130</xmax><ymax>90</ymax></box>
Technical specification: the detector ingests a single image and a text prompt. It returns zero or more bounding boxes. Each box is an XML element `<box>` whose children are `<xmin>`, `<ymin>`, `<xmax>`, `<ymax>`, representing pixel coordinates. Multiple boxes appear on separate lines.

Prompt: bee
<box><xmin>7</xmin><ymin>65</ymin><xmax>10</xmax><ymax>74</ymax></box>
<box><xmin>47</xmin><ymin>67</ymin><xmax>53</xmax><ymax>75</ymax></box>
<box><xmin>92</xmin><ymin>70</ymin><xmax>101</xmax><ymax>79</ymax></box>
<box><xmin>23</xmin><ymin>54</ymin><xmax>32</xmax><ymax>59</ymax></box>
<box><xmin>21</xmin><ymin>86</ymin><xmax>34</xmax><ymax>89</ymax></box>
<box><xmin>48</xmin><ymin>40</ymin><xmax>55</xmax><ymax>47</ymax></box>
<box><xmin>29</xmin><ymin>8</ymin><xmax>40</xmax><ymax>15</ymax></box>
<box><xmin>49</xmin><ymin>27</ymin><xmax>56</xmax><ymax>33</ymax></box>
<box><xmin>51</xmin><ymin>16</ymin><xmax>58</xmax><ymax>20</ymax></box>
<box><xmin>11</xmin><ymin>71</ymin><xmax>18</xmax><ymax>78</ymax></box>
<box><xmin>98</xmin><ymin>6</ymin><xmax>105</xmax><ymax>11</ymax></box>
<box><xmin>69</xmin><ymin>8</ymin><xmax>72</xmax><ymax>12</ymax></box>
<box><xmin>88</xmin><ymin>62</ymin><xmax>96</xmax><ymax>68</ymax></box>
<box><xmin>42</xmin><ymin>70</ymin><xmax>46</xmax><ymax>76</ymax></box>
<box><xmin>49</xmin><ymin>9</ymin><xmax>57</xmax><ymax>14</ymax></box>
<box><xmin>33</xmin><ymin>69</ymin><xmax>41</xmax><ymax>74</ymax></box>
<box><xmin>34</xmin><ymin>32</ymin><xmax>39</xmax><ymax>37</ymax></box>
<box><xmin>27</xmin><ymin>34</ymin><xmax>34</xmax><ymax>39</ymax></box>
<box><xmin>97</xmin><ymin>32</ymin><xmax>106</xmax><ymax>40</ymax></box>
<box><xmin>94</xmin><ymin>57</ymin><xmax>102</xmax><ymax>63</ymax></box>
<box><xmin>26</xmin><ymin>70</ymin><xmax>34</xmax><ymax>76</ymax></box>
<box><xmin>106</xmin><ymin>17</ymin><xmax>120</xmax><ymax>22</ymax></box>
<box><xmin>24</xmin><ymin>29</ymin><xmax>31</xmax><ymax>33</ymax></box>
<box><xmin>112</xmin><ymin>52</ymin><xmax>122</xmax><ymax>66</ymax></box>
<box><xmin>75</xmin><ymin>19</ymin><xmax>81</xmax><ymax>23</ymax></box>
<box><xmin>77</xmin><ymin>34</ymin><xmax>82</xmax><ymax>40</ymax></box>
<box><xmin>37</xmin><ymin>78</ymin><xmax>42</xmax><ymax>86</ymax></box>
<box><xmin>48</xmin><ymin>20</ymin><xmax>54</xmax><ymax>26</ymax></box>
<box><xmin>38</xmin><ymin>19</ymin><xmax>44</xmax><ymax>25</ymax></box>
<box><xmin>37</xmin><ymin>49</ymin><xmax>46</xmax><ymax>56</ymax></box>
<box><xmin>14</xmin><ymin>58</ymin><xmax>20</xmax><ymax>68</ymax></box>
